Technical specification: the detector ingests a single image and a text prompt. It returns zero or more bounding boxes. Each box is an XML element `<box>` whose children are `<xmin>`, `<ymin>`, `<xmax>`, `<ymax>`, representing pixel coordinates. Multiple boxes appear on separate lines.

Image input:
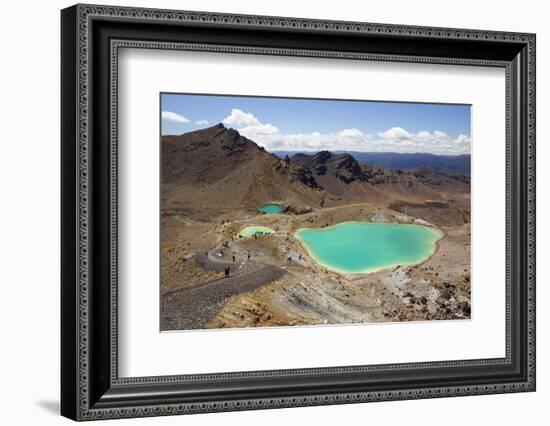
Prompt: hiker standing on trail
<box><xmin>247</xmin><ymin>251</ymin><xmax>251</xmax><ymax>260</ymax></box>
<box><xmin>232</xmin><ymin>254</ymin><xmax>236</xmax><ymax>263</ymax></box>
<box><xmin>224</xmin><ymin>266</ymin><xmax>230</xmax><ymax>278</ymax></box>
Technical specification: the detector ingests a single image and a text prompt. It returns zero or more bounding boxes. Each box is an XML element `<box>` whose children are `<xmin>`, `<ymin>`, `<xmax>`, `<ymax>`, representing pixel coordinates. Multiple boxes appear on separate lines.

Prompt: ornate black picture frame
<box><xmin>61</xmin><ymin>4</ymin><xmax>536</xmax><ymax>421</ymax></box>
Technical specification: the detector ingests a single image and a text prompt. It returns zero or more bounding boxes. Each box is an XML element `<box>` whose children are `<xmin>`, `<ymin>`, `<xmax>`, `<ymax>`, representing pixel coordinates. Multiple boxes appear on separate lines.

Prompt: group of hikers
<box><xmin>204</xmin><ymin>247</ymin><xmax>253</xmax><ymax>279</ymax></box>
<box><xmin>206</xmin><ymin>241</ymin><xmax>302</xmax><ymax>279</ymax></box>
<box><xmin>223</xmin><ymin>251</ymin><xmax>252</xmax><ymax>278</ymax></box>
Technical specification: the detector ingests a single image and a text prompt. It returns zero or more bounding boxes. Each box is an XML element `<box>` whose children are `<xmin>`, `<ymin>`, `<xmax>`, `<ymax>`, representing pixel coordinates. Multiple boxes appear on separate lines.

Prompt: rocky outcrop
<box><xmin>284</xmin><ymin>205</ymin><xmax>314</xmax><ymax>215</ymax></box>
<box><xmin>290</xmin><ymin>165</ymin><xmax>319</xmax><ymax>189</ymax></box>
<box><xmin>291</xmin><ymin>151</ymin><xmax>364</xmax><ymax>183</ymax></box>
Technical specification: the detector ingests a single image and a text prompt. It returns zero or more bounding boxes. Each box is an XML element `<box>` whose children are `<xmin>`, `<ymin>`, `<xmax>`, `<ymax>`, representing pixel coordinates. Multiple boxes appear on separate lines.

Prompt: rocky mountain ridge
<box><xmin>162</xmin><ymin>124</ymin><xmax>470</xmax><ymax>215</ymax></box>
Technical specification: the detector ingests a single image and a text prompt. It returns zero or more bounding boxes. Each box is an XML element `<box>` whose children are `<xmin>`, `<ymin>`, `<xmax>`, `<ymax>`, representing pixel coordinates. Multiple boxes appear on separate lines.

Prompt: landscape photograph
<box><xmin>160</xmin><ymin>94</ymin><xmax>471</xmax><ymax>331</ymax></box>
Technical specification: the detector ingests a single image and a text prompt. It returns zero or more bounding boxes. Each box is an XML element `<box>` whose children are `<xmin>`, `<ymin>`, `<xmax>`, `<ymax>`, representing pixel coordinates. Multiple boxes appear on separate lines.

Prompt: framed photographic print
<box><xmin>61</xmin><ymin>4</ymin><xmax>536</xmax><ymax>421</ymax></box>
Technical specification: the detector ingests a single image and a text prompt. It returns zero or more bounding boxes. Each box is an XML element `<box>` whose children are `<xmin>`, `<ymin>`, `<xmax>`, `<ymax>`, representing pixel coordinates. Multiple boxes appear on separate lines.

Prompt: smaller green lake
<box><xmin>295</xmin><ymin>221</ymin><xmax>443</xmax><ymax>274</ymax></box>
<box><xmin>239</xmin><ymin>225</ymin><xmax>275</xmax><ymax>238</ymax></box>
<box><xmin>257</xmin><ymin>203</ymin><xmax>284</xmax><ymax>214</ymax></box>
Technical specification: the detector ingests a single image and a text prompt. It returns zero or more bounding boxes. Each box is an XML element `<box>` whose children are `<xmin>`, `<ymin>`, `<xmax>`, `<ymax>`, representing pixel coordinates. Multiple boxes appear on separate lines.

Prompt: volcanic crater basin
<box><xmin>295</xmin><ymin>221</ymin><xmax>444</xmax><ymax>274</ymax></box>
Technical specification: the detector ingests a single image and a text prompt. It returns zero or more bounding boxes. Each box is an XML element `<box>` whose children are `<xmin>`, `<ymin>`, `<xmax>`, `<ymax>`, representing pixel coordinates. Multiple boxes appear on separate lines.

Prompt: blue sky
<box><xmin>161</xmin><ymin>93</ymin><xmax>471</xmax><ymax>155</ymax></box>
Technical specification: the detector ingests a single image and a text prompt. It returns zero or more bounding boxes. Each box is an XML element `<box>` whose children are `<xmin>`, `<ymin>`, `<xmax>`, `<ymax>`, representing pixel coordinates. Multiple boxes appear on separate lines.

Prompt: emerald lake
<box><xmin>257</xmin><ymin>203</ymin><xmax>284</xmax><ymax>214</ymax></box>
<box><xmin>295</xmin><ymin>222</ymin><xmax>443</xmax><ymax>274</ymax></box>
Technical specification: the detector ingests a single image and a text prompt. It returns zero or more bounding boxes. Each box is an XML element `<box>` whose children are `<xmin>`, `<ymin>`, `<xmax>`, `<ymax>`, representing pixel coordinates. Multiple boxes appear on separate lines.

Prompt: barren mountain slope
<box><xmin>290</xmin><ymin>150</ymin><xmax>470</xmax><ymax>210</ymax></box>
<box><xmin>162</xmin><ymin>124</ymin><xmax>323</xmax><ymax>215</ymax></box>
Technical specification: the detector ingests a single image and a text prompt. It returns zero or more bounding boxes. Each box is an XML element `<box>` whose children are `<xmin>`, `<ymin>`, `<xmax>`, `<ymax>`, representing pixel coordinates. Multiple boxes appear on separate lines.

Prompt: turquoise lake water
<box><xmin>239</xmin><ymin>225</ymin><xmax>275</xmax><ymax>238</ymax></box>
<box><xmin>257</xmin><ymin>204</ymin><xmax>284</xmax><ymax>214</ymax></box>
<box><xmin>295</xmin><ymin>222</ymin><xmax>443</xmax><ymax>274</ymax></box>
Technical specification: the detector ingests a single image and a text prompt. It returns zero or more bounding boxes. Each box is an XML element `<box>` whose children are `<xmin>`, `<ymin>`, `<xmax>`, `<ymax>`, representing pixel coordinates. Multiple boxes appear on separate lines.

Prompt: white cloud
<box><xmin>195</xmin><ymin>119</ymin><xmax>209</xmax><ymax>125</ymax></box>
<box><xmin>338</xmin><ymin>128</ymin><xmax>364</xmax><ymax>138</ymax></box>
<box><xmin>162</xmin><ymin>111</ymin><xmax>190</xmax><ymax>123</ymax></box>
<box><xmin>221</xmin><ymin>110</ymin><xmax>470</xmax><ymax>155</ymax></box>
<box><xmin>372</xmin><ymin>127</ymin><xmax>469</xmax><ymax>154</ymax></box>
<box><xmin>222</xmin><ymin>108</ymin><xmax>261</xmax><ymax>128</ymax></box>
<box><xmin>237</xmin><ymin>123</ymin><xmax>279</xmax><ymax>137</ymax></box>
<box><xmin>222</xmin><ymin>109</ymin><xmax>279</xmax><ymax>142</ymax></box>
<box><xmin>378</xmin><ymin>127</ymin><xmax>411</xmax><ymax>141</ymax></box>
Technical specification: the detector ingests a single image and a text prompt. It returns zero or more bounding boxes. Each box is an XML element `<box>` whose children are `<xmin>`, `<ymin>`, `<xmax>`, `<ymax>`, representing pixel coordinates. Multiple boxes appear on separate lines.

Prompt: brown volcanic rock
<box><xmin>290</xmin><ymin>151</ymin><xmax>469</xmax><ymax>189</ymax></box>
<box><xmin>291</xmin><ymin>151</ymin><xmax>365</xmax><ymax>183</ymax></box>
<box><xmin>163</xmin><ymin>123</ymin><xmax>263</xmax><ymax>185</ymax></box>
<box><xmin>162</xmin><ymin>124</ymin><xmax>322</xmax><ymax>212</ymax></box>
<box><xmin>289</xmin><ymin>164</ymin><xmax>319</xmax><ymax>189</ymax></box>
<box><xmin>288</xmin><ymin>151</ymin><xmax>470</xmax><ymax>208</ymax></box>
<box><xmin>408</xmin><ymin>167</ymin><xmax>470</xmax><ymax>188</ymax></box>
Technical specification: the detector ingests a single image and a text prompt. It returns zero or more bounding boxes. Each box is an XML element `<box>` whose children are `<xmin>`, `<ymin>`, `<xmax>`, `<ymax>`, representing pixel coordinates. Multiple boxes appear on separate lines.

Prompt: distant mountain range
<box><xmin>273</xmin><ymin>151</ymin><xmax>470</xmax><ymax>175</ymax></box>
